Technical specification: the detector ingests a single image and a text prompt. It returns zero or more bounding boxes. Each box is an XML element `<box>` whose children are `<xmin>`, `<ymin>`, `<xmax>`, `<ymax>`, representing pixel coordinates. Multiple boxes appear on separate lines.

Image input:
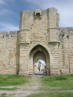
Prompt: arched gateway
<box><xmin>0</xmin><ymin>8</ymin><xmax>73</xmax><ymax>76</ymax></box>
<box><xmin>30</xmin><ymin>45</ymin><xmax>50</xmax><ymax>75</ymax></box>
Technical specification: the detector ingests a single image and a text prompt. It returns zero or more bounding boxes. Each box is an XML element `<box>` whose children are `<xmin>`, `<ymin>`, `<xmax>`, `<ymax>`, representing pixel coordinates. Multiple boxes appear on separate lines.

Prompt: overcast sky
<box><xmin>0</xmin><ymin>0</ymin><xmax>73</xmax><ymax>32</ymax></box>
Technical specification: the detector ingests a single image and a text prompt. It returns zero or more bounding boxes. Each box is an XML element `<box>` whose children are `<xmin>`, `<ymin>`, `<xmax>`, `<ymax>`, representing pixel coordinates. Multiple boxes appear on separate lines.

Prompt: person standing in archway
<box><xmin>38</xmin><ymin>61</ymin><xmax>41</xmax><ymax>71</ymax></box>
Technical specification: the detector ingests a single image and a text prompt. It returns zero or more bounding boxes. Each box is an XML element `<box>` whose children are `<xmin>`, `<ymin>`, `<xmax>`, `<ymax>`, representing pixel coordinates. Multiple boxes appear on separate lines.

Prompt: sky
<box><xmin>0</xmin><ymin>0</ymin><xmax>73</xmax><ymax>32</ymax></box>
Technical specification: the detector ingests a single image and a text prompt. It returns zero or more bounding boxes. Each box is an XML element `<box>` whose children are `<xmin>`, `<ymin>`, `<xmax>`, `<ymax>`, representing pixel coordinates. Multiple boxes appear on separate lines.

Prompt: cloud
<box><xmin>0</xmin><ymin>0</ymin><xmax>15</xmax><ymax>5</ymax></box>
<box><xmin>0</xmin><ymin>0</ymin><xmax>5</xmax><ymax>4</ymax></box>
<box><xmin>59</xmin><ymin>8</ymin><xmax>73</xmax><ymax>27</ymax></box>
<box><xmin>0</xmin><ymin>0</ymin><xmax>18</xmax><ymax>32</ymax></box>
<box><xmin>0</xmin><ymin>0</ymin><xmax>73</xmax><ymax>32</ymax></box>
<box><xmin>0</xmin><ymin>9</ymin><xmax>14</xmax><ymax>15</ymax></box>
<box><xmin>24</xmin><ymin>0</ymin><xmax>73</xmax><ymax>27</ymax></box>
<box><xmin>0</xmin><ymin>22</ymin><xmax>19</xmax><ymax>32</ymax></box>
<box><xmin>0</xmin><ymin>0</ymin><xmax>9</xmax><ymax>5</ymax></box>
<box><xmin>25</xmin><ymin>0</ymin><xmax>73</xmax><ymax>7</ymax></box>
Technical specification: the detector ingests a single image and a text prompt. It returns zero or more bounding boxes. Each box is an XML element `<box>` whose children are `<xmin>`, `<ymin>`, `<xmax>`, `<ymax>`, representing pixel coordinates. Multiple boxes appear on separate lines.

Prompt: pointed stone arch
<box><xmin>29</xmin><ymin>45</ymin><xmax>50</xmax><ymax>75</ymax></box>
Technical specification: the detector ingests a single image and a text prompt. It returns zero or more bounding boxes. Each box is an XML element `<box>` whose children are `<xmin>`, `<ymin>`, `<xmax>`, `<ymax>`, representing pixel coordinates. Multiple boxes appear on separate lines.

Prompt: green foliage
<box><xmin>0</xmin><ymin>75</ymin><xmax>30</xmax><ymax>86</ymax></box>
<box><xmin>27</xmin><ymin>93</ymin><xmax>73</xmax><ymax>97</ymax></box>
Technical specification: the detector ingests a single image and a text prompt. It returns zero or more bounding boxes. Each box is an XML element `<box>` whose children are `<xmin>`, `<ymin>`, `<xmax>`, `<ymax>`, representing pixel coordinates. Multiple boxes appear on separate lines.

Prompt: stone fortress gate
<box><xmin>0</xmin><ymin>8</ymin><xmax>73</xmax><ymax>75</ymax></box>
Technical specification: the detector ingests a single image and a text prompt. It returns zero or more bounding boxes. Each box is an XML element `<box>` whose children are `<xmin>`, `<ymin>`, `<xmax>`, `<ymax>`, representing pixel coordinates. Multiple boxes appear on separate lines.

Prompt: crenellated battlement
<box><xmin>0</xmin><ymin>31</ymin><xmax>17</xmax><ymax>38</ymax></box>
<box><xmin>0</xmin><ymin>8</ymin><xmax>73</xmax><ymax>75</ymax></box>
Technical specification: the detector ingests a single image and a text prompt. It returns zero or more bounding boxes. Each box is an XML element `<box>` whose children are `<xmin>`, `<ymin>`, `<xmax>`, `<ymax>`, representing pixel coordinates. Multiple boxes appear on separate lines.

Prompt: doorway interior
<box><xmin>30</xmin><ymin>45</ymin><xmax>50</xmax><ymax>75</ymax></box>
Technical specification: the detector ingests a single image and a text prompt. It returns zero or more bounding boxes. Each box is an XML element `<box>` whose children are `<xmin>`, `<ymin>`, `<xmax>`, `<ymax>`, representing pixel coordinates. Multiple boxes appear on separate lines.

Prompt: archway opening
<box><xmin>33</xmin><ymin>51</ymin><xmax>47</xmax><ymax>75</ymax></box>
<box><xmin>30</xmin><ymin>45</ymin><xmax>50</xmax><ymax>75</ymax></box>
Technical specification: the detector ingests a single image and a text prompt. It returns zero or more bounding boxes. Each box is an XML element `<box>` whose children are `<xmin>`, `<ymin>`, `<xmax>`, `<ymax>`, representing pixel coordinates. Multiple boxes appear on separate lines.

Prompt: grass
<box><xmin>27</xmin><ymin>74</ymin><xmax>73</xmax><ymax>97</ymax></box>
<box><xmin>0</xmin><ymin>75</ymin><xmax>30</xmax><ymax>86</ymax></box>
<box><xmin>0</xmin><ymin>88</ymin><xmax>16</xmax><ymax>90</ymax></box>
<box><xmin>0</xmin><ymin>93</ymin><xmax>6</xmax><ymax>97</ymax></box>
<box><xmin>27</xmin><ymin>93</ymin><xmax>73</xmax><ymax>97</ymax></box>
<box><xmin>42</xmin><ymin>75</ymin><xmax>73</xmax><ymax>90</ymax></box>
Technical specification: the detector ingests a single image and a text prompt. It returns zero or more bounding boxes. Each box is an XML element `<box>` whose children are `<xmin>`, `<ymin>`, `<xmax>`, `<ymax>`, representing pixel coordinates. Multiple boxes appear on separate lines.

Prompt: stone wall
<box><xmin>0</xmin><ymin>32</ymin><xmax>17</xmax><ymax>74</ymax></box>
<box><xmin>0</xmin><ymin>8</ymin><xmax>73</xmax><ymax>75</ymax></box>
<box><xmin>19</xmin><ymin>8</ymin><xmax>60</xmax><ymax>75</ymax></box>
<box><xmin>58</xmin><ymin>28</ymin><xmax>73</xmax><ymax>74</ymax></box>
<box><xmin>19</xmin><ymin>8</ymin><xmax>73</xmax><ymax>75</ymax></box>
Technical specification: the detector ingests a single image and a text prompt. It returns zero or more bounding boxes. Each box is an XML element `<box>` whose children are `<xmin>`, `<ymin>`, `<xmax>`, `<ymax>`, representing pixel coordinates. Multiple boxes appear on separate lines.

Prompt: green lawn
<box><xmin>42</xmin><ymin>75</ymin><xmax>73</xmax><ymax>90</ymax></box>
<box><xmin>28</xmin><ymin>75</ymin><xmax>73</xmax><ymax>97</ymax></box>
<box><xmin>0</xmin><ymin>75</ymin><xmax>31</xmax><ymax>97</ymax></box>
<box><xmin>27</xmin><ymin>93</ymin><xmax>73</xmax><ymax>97</ymax></box>
<box><xmin>0</xmin><ymin>88</ymin><xmax>16</xmax><ymax>90</ymax></box>
<box><xmin>0</xmin><ymin>93</ymin><xmax>6</xmax><ymax>97</ymax></box>
<box><xmin>0</xmin><ymin>75</ymin><xmax>30</xmax><ymax>86</ymax></box>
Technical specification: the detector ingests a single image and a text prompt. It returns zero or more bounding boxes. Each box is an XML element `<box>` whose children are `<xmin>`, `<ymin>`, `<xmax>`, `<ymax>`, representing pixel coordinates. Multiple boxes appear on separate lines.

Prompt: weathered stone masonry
<box><xmin>0</xmin><ymin>8</ymin><xmax>73</xmax><ymax>75</ymax></box>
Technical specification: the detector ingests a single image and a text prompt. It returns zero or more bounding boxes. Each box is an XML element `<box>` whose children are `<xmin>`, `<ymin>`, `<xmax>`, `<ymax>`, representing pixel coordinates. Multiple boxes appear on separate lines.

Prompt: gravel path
<box><xmin>0</xmin><ymin>76</ymin><xmax>73</xmax><ymax>97</ymax></box>
<box><xmin>0</xmin><ymin>76</ymin><xmax>42</xmax><ymax>97</ymax></box>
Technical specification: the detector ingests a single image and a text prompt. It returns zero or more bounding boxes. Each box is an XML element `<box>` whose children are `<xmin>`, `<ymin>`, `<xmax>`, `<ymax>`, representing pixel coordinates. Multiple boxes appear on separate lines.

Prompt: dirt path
<box><xmin>0</xmin><ymin>76</ymin><xmax>73</xmax><ymax>97</ymax></box>
<box><xmin>0</xmin><ymin>76</ymin><xmax>42</xmax><ymax>97</ymax></box>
